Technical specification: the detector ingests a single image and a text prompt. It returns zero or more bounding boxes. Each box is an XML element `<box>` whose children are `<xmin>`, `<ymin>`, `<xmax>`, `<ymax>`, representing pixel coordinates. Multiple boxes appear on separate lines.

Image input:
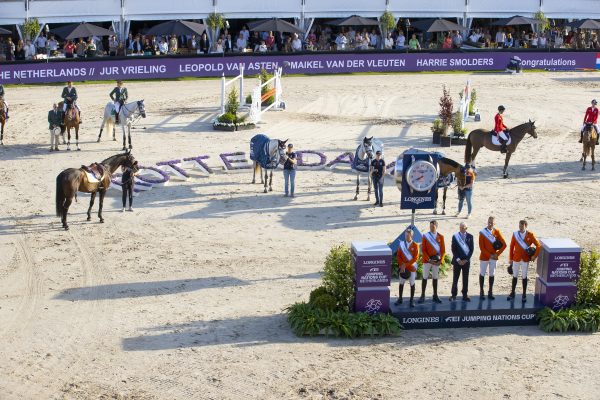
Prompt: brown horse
<box><xmin>0</xmin><ymin>98</ymin><xmax>6</xmax><ymax>145</ymax></box>
<box><xmin>58</xmin><ymin>101</ymin><xmax>81</xmax><ymax>151</ymax></box>
<box><xmin>433</xmin><ymin>157</ymin><xmax>467</xmax><ymax>215</ymax></box>
<box><xmin>56</xmin><ymin>151</ymin><xmax>138</xmax><ymax>230</ymax></box>
<box><xmin>581</xmin><ymin>123</ymin><xmax>597</xmax><ymax>171</ymax></box>
<box><xmin>465</xmin><ymin>120</ymin><xmax>537</xmax><ymax>178</ymax></box>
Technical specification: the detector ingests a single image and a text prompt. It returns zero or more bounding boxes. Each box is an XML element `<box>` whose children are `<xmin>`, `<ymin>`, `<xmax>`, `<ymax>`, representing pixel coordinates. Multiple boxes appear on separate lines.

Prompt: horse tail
<box><xmin>464</xmin><ymin>133</ymin><xmax>472</xmax><ymax>164</ymax></box>
<box><xmin>56</xmin><ymin>172</ymin><xmax>65</xmax><ymax>217</ymax></box>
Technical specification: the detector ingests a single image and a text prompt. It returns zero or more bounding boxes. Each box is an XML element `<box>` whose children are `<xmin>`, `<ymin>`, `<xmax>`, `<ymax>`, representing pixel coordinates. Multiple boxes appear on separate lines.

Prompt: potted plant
<box><xmin>23</xmin><ymin>18</ymin><xmax>41</xmax><ymax>41</ymax></box>
<box><xmin>379</xmin><ymin>11</ymin><xmax>396</xmax><ymax>50</ymax></box>
<box><xmin>438</xmin><ymin>85</ymin><xmax>453</xmax><ymax>147</ymax></box>
<box><xmin>213</xmin><ymin>87</ymin><xmax>255</xmax><ymax>131</ymax></box>
<box><xmin>430</xmin><ymin>119</ymin><xmax>444</xmax><ymax>144</ymax></box>
<box><xmin>468</xmin><ymin>88</ymin><xmax>477</xmax><ymax>116</ymax></box>
<box><xmin>450</xmin><ymin>111</ymin><xmax>468</xmax><ymax>145</ymax></box>
<box><xmin>206</xmin><ymin>12</ymin><xmax>225</xmax><ymax>53</ymax></box>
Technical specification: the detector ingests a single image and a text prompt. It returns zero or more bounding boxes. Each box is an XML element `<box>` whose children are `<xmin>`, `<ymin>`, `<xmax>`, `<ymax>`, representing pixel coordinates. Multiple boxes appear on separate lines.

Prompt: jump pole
<box><xmin>220</xmin><ymin>64</ymin><xmax>244</xmax><ymax>115</ymax></box>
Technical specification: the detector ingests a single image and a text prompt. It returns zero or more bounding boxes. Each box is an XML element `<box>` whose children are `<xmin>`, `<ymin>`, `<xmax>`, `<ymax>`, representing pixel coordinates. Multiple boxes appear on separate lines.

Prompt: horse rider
<box><xmin>580</xmin><ymin>99</ymin><xmax>600</xmax><ymax>145</ymax></box>
<box><xmin>110</xmin><ymin>80</ymin><xmax>128</xmax><ymax>124</ymax></box>
<box><xmin>494</xmin><ymin>105</ymin><xmax>510</xmax><ymax>154</ymax></box>
<box><xmin>0</xmin><ymin>82</ymin><xmax>9</xmax><ymax>119</ymax></box>
<box><xmin>61</xmin><ymin>81</ymin><xmax>81</xmax><ymax>122</ymax></box>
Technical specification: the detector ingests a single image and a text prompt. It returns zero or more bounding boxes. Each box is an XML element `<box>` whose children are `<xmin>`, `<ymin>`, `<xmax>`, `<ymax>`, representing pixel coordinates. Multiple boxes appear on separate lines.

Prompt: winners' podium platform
<box><xmin>391</xmin><ymin>295</ymin><xmax>542</xmax><ymax>329</ymax></box>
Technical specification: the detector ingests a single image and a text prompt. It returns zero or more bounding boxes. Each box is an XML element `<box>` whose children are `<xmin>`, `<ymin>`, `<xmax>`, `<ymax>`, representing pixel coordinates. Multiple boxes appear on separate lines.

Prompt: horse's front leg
<box><xmin>582</xmin><ymin>151</ymin><xmax>587</xmax><ymax>170</ymax></box>
<box><xmin>98</xmin><ymin>190</ymin><xmax>106</xmax><ymax>223</ymax></box>
<box><xmin>252</xmin><ymin>162</ymin><xmax>256</xmax><ymax>184</ymax></box>
<box><xmin>442</xmin><ymin>187</ymin><xmax>447</xmax><ymax>215</ymax></box>
<box><xmin>366</xmin><ymin>169</ymin><xmax>371</xmax><ymax>202</ymax></box>
<box><xmin>503</xmin><ymin>152</ymin><xmax>513</xmax><ymax>178</ymax></box>
<box><xmin>128</xmin><ymin>124</ymin><xmax>132</xmax><ymax>150</ymax></box>
<box><xmin>66</xmin><ymin>128</ymin><xmax>71</xmax><ymax>151</ymax></box>
<box><xmin>433</xmin><ymin>188</ymin><xmax>439</xmax><ymax>214</ymax></box>
<box><xmin>354</xmin><ymin>172</ymin><xmax>359</xmax><ymax>200</ymax></box>
<box><xmin>87</xmin><ymin>192</ymin><xmax>96</xmax><ymax>221</ymax></box>
<box><xmin>122</xmin><ymin>126</ymin><xmax>127</xmax><ymax>151</ymax></box>
<box><xmin>75</xmin><ymin>126</ymin><xmax>80</xmax><ymax>151</ymax></box>
<box><xmin>268</xmin><ymin>170</ymin><xmax>273</xmax><ymax>192</ymax></box>
<box><xmin>1</xmin><ymin>123</ymin><xmax>4</xmax><ymax>145</ymax></box>
<box><xmin>263</xmin><ymin>169</ymin><xmax>268</xmax><ymax>193</ymax></box>
<box><xmin>592</xmin><ymin>148</ymin><xmax>596</xmax><ymax>171</ymax></box>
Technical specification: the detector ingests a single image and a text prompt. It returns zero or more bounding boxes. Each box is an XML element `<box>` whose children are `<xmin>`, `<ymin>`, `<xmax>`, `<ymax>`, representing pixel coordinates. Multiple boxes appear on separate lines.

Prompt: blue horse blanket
<box><xmin>250</xmin><ymin>134</ymin><xmax>279</xmax><ymax>169</ymax></box>
<box><xmin>351</xmin><ymin>147</ymin><xmax>371</xmax><ymax>173</ymax></box>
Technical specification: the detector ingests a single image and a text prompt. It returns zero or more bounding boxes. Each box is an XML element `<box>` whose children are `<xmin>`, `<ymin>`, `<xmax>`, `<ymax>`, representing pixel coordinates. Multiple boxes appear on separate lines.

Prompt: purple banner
<box><xmin>353</xmin><ymin>254</ymin><xmax>392</xmax><ymax>287</ymax></box>
<box><xmin>0</xmin><ymin>51</ymin><xmax>596</xmax><ymax>84</ymax></box>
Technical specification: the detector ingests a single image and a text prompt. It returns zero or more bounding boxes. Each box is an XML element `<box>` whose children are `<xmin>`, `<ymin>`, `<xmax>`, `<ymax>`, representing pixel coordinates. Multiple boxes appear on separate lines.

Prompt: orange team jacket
<box><xmin>397</xmin><ymin>241</ymin><xmax>420</xmax><ymax>272</ymax></box>
<box><xmin>479</xmin><ymin>227</ymin><xmax>507</xmax><ymax>261</ymax></box>
<box><xmin>509</xmin><ymin>230</ymin><xmax>541</xmax><ymax>262</ymax></box>
<box><xmin>421</xmin><ymin>232</ymin><xmax>446</xmax><ymax>264</ymax></box>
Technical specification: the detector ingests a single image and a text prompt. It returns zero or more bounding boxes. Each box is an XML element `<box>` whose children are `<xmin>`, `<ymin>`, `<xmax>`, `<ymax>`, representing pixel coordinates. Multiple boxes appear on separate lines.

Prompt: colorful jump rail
<box><xmin>1</xmin><ymin>51</ymin><xmax>597</xmax><ymax>84</ymax></box>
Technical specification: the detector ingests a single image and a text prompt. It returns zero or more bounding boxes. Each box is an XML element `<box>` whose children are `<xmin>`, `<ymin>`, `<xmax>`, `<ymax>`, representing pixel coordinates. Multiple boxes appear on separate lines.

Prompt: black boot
<box><xmin>418</xmin><ymin>279</ymin><xmax>427</xmax><ymax>303</ymax></box>
<box><xmin>488</xmin><ymin>276</ymin><xmax>495</xmax><ymax>300</ymax></box>
<box><xmin>432</xmin><ymin>279</ymin><xmax>442</xmax><ymax>303</ymax></box>
<box><xmin>479</xmin><ymin>275</ymin><xmax>486</xmax><ymax>300</ymax></box>
<box><xmin>409</xmin><ymin>285</ymin><xmax>416</xmax><ymax>308</ymax></box>
<box><xmin>394</xmin><ymin>283</ymin><xmax>404</xmax><ymax>305</ymax></box>
<box><xmin>507</xmin><ymin>277</ymin><xmax>518</xmax><ymax>300</ymax></box>
<box><xmin>500</xmin><ymin>142</ymin><xmax>507</xmax><ymax>154</ymax></box>
<box><xmin>522</xmin><ymin>278</ymin><xmax>528</xmax><ymax>302</ymax></box>
<box><xmin>579</xmin><ymin>131</ymin><xmax>583</xmax><ymax>143</ymax></box>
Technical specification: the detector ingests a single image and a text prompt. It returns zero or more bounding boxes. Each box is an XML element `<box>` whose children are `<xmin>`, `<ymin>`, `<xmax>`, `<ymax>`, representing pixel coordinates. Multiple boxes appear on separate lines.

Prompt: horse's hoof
<box><xmin>97</xmin><ymin>137</ymin><xmax>101</xmax><ymax>143</ymax></box>
<box><xmin>433</xmin><ymin>209</ymin><xmax>438</xmax><ymax>215</ymax></box>
<box><xmin>64</xmin><ymin>225</ymin><xmax>69</xmax><ymax>231</ymax></box>
<box><xmin>269</xmin><ymin>188</ymin><xmax>273</xmax><ymax>192</ymax></box>
<box><xmin>263</xmin><ymin>189</ymin><xmax>267</xmax><ymax>193</ymax></box>
<box><xmin>503</xmin><ymin>174</ymin><xmax>508</xmax><ymax>179</ymax></box>
<box><xmin>86</xmin><ymin>216</ymin><xmax>91</xmax><ymax>221</ymax></box>
<box><xmin>129</xmin><ymin>145</ymin><xmax>132</xmax><ymax>150</ymax></box>
<box><xmin>442</xmin><ymin>211</ymin><xmax>446</xmax><ymax>215</ymax></box>
<box><xmin>113</xmin><ymin>138</ymin><xmax>117</xmax><ymax>142</ymax></box>
<box><xmin>353</xmin><ymin>197</ymin><xmax>358</xmax><ymax>201</ymax></box>
<box><xmin>582</xmin><ymin>166</ymin><xmax>585</xmax><ymax>171</ymax></box>
<box><xmin>122</xmin><ymin>147</ymin><xmax>127</xmax><ymax>151</ymax></box>
<box><xmin>99</xmin><ymin>219</ymin><xmax>104</xmax><ymax>224</ymax></box>
<box><xmin>76</xmin><ymin>146</ymin><xmax>81</xmax><ymax>151</ymax></box>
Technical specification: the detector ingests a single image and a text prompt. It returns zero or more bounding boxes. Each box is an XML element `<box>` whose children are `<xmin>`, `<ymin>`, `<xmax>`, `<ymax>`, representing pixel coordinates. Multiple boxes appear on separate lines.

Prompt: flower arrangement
<box><xmin>219</xmin><ymin>152</ymin><xmax>251</xmax><ymax>170</ymax></box>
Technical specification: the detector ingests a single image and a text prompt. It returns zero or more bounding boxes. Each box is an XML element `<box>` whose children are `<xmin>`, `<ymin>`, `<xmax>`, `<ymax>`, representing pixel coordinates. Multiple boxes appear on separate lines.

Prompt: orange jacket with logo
<box><xmin>397</xmin><ymin>241</ymin><xmax>420</xmax><ymax>272</ymax></box>
<box><xmin>509</xmin><ymin>230</ymin><xmax>541</xmax><ymax>262</ymax></box>
<box><xmin>479</xmin><ymin>227</ymin><xmax>507</xmax><ymax>261</ymax></box>
<box><xmin>421</xmin><ymin>232</ymin><xmax>446</xmax><ymax>264</ymax></box>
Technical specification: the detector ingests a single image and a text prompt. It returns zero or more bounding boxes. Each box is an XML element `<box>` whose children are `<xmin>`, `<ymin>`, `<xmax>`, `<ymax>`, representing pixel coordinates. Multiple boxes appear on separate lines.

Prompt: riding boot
<box><xmin>5</xmin><ymin>107</ymin><xmax>8</xmax><ymax>119</ymax></box>
<box><xmin>579</xmin><ymin>131</ymin><xmax>583</xmax><ymax>143</ymax></box>
<box><xmin>409</xmin><ymin>285</ymin><xmax>416</xmax><ymax>308</ymax></box>
<box><xmin>488</xmin><ymin>276</ymin><xmax>496</xmax><ymax>300</ymax></box>
<box><xmin>522</xmin><ymin>278</ymin><xmax>528</xmax><ymax>302</ymax></box>
<box><xmin>479</xmin><ymin>275</ymin><xmax>486</xmax><ymax>300</ymax></box>
<box><xmin>432</xmin><ymin>279</ymin><xmax>442</xmax><ymax>303</ymax></box>
<box><xmin>418</xmin><ymin>279</ymin><xmax>427</xmax><ymax>303</ymax></box>
<box><xmin>500</xmin><ymin>140</ymin><xmax>507</xmax><ymax>154</ymax></box>
<box><xmin>394</xmin><ymin>283</ymin><xmax>404</xmax><ymax>305</ymax></box>
<box><xmin>507</xmin><ymin>277</ymin><xmax>518</xmax><ymax>300</ymax></box>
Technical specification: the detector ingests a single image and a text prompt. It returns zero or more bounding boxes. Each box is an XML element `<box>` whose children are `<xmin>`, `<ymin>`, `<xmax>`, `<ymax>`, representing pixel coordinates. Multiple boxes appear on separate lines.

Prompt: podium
<box><xmin>535</xmin><ymin>238</ymin><xmax>581</xmax><ymax>309</ymax></box>
<box><xmin>351</xmin><ymin>241</ymin><xmax>392</xmax><ymax>314</ymax></box>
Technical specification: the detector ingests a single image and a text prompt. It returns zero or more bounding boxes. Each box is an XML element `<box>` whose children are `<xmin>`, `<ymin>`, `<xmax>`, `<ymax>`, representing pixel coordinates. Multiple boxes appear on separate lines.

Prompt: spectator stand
<box><xmin>248</xmin><ymin>67</ymin><xmax>284</xmax><ymax>124</ymax></box>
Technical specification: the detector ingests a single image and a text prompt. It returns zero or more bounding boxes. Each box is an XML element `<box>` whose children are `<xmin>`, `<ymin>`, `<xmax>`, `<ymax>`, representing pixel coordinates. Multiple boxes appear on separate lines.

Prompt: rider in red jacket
<box><xmin>581</xmin><ymin>99</ymin><xmax>600</xmax><ymax>145</ymax></box>
<box><xmin>494</xmin><ymin>105</ymin><xmax>509</xmax><ymax>153</ymax></box>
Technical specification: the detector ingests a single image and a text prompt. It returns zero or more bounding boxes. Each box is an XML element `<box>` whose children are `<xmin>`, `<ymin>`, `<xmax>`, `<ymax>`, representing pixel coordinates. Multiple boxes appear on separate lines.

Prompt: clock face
<box><xmin>406</xmin><ymin>160</ymin><xmax>438</xmax><ymax>192</ymax></box>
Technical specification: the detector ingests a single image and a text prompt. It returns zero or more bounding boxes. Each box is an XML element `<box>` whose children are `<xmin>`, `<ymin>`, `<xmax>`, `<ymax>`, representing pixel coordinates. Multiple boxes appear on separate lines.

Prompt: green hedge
<box><xmin>537</xmin><ymin>306</ymin><xmax>600</xmax><ymax>333</ymax></box>
<box><xmin>287</xmin><ymin>302</ymin><xmax>402</xmax><ymax>338</ymax></box>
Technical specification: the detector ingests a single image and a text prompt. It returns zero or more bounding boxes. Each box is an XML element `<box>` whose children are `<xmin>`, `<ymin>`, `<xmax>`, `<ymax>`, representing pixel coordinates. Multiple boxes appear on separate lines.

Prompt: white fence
<box><xmin>249</xmin><ymin>67</ymin><xmax>283</xmax><ymax>124</ymax></box>
<box><xmin>220</xmin><ymin>64</ymin><xmax>245</xmax><ymax>116</ymax></box>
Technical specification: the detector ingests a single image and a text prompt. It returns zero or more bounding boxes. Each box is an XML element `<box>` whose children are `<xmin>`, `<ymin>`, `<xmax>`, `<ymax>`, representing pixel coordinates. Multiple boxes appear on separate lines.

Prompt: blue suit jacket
<box><xmin>451</xmin><ymin>232</ymin><xmax>474</xmax><ymax>266</ymax></box>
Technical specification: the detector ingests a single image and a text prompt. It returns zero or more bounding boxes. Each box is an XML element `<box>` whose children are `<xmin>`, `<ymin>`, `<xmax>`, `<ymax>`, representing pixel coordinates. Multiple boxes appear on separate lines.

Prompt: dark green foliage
<box><xmin>286</xmin><ymin>303</ymin><xmax>402</xmax><ymax>338</ymax></box>
<box><xmin>322</xmin><ymin>243</ymin><xmax>354</xmax><ymax>311</ymax></box>
<box><xmin>217</xmin><ymin>112</ymin><xmax>235</xmax><ymax>123</ymax></box>
<box><xmin>225</xmin><ymin>87</ymin><xmax>239</xmax><ymax>116</ymax></box>
<box><xmin>312</xmin><ymin>293</ymin><xmax>338</xmax><ymax>311</ymax></box>
<box><xmin>245</xmin><ymin>94</ymin><xmax>252</xmax><ymax>104</ymax></box>
<box><xmin>576</xmin><ymin>250</ymin><xmax>600</xmax><ymax>306</ymax></box>
<box><xmin>308</xmin><ymin>286</ymin><xmax>329</xmax><ymax>303</ymax></box>
<box><xmin>537</xmin><ymin>306</ymin><xmax>600</xmax><ymax>333</ymax></box>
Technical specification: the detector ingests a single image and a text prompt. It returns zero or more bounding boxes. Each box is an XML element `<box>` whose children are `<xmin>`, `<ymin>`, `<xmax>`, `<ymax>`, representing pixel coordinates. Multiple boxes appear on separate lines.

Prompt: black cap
<box><xmin>376</xmin><ymin>150</ymin><xmax>382</xmax><ymax>155</ymax></box>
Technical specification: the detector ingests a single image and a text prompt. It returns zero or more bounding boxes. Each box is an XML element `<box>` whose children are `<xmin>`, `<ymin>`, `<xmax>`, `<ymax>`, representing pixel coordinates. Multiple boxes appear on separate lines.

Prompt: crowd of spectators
<box><xmin>1</xmin><ymin>21</ymin><xmax>600</xmax><ymax>61</ymax></box>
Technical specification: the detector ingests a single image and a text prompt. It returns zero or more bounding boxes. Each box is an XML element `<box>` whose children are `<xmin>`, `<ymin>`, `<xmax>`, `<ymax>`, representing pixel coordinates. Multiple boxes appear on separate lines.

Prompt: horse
<box><xmin>581</xmin><ymin>123</ymin><xmax>597</xmax><ymax>171</ymax></box>
<box><xmin>55</xmin><ymin>151</ymin><xmax>139</xmax><ymax>230</ymax></box>
<box><xmin>250</xmin><ymin>134</ymin><xmax>287</xmax><ymax>193</ymax></box>
<box><xmin>352</xmin><ymin>136</ymin><xmax>382</xmax><ymax>201</ymax></box>
<box><xmin>464</xmin><ymin>120</ymin><xmax>537</xmax><ymax>178</ymax></box>
<box><xmin>98</xmin><ymin>100</ymin><xmax>146</xmax><ymax>150</ymax></box>
<box><xmin>0</xmin><ymin>98</ymin><xmax>6</xmax><ymax>146</ymax></box>
<box><xmin>433</xmin><ymin>157</ymin><xmax>467</xmax><ymax>215</ymax></box>
<box><xmin>58</xmin><ymin>101</ymin><xmax>81</xmax><ymax>151</ymax></box>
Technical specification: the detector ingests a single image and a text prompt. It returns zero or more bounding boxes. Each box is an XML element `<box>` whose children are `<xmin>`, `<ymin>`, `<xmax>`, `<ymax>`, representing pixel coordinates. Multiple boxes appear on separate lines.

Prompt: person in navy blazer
<box><xmin>451</xmin><ymin>222</ymin><xmax>475</xmax><ymax>301</ymax></box>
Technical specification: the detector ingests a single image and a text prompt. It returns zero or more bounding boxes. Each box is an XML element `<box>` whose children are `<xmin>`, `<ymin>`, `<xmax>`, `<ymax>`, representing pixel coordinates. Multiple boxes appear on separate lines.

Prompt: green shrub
<box><xmin>431</xmin><ymin>118</ymin><xmax>444</xmax><ymax>135</ymax></box>
<box><xmin>537</xmin><ymin>305</ymin><xmax>600</xmax><ymax>333</ymax></box>
<box><xmin>451</xmin><ymin>111</ymin><xmax>463</xmax><ymax>135</ymax></box>
<box><xmin>469</xmin><ymin>88</ymin><xmax>477</xmax><ymax>115</ymax></box>
<box><xmin>322</xmin><ymin>244</ymin><xmax>354</xmax><ymax>311</ymax></box>
<box><xmin>309</xmin><ymin>286</ymin><xmax>329</xmax><ymax>303</ymax></box>
<box><xmin>217</xmin><ymin>112</ymin><xmax>236</xmax><ymax>124</ymax></box>
<box><xmin>312</xmin><ymin>293</ymin><xmax>338</xmax><ymax>311</ymax></box>
<box><xmin>259</xmin><ymin>69</ymin><xmax>273</xmax><ymax>95</ymax></box>
<box><xmin>576</xmin><ymin>250</ymin><xmax>600</xmax><ymax>306</ymax></box>
<box><xmin>225</xmin><ymin>87</ymin><xmax>239</xmax><ymax>116</ymax></box>
<box><xmin>286</xmin><ymin>303</ymin><xmax>402</xmax><ymax>338</ymax></box>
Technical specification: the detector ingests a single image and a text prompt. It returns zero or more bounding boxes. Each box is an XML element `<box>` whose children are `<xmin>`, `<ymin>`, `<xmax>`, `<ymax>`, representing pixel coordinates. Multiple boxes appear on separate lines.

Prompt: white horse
<box><xmin>250</xmin><ymin>135</ymin><xmax>288</xmax><ymax>193</ymax></box>
<box><xmin>352</xmin><ymin>136</ymin><xmax>383</xmax><ymax>201</ymax></box>
<box><xmin>97</xmin><ymin>100</ymin><xmax>146</xmax><ymax>150</ymax></box>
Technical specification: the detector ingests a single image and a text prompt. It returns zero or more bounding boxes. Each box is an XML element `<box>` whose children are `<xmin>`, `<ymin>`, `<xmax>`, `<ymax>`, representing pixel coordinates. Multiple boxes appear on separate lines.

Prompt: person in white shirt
<box><xmin>335</xmin><ymin>32</ymin><xmax>347</xmax><ymax>50</ymax></box>
<box><xmin>529</xmin><ymin>33</ymin><xmax>538</xmax><ymax>48</ymax></box>
<box><xmin>35</xmin><ymin>35</ymin><xmax>47</xmax><ymax>54</ymax></box>
<box><xmin>291</xmin><ymin>34</ymin><xmax>302</xmax><ymax>52</ymax></box>
<box><xmin>554</xmin><ymin>34</ymin><xmax>563</xmax><ymax>48</ymax></box>
<box><xmin>240</xmin><ymin>26</ymin><xmax>250</xmax><ymax>42</ymax></box>
<box><xmin>495</xmin><ymin>29</ymin><xmax>506</xmax><ymax>46</ymax></box>
<box><xmin>25</xmin><ymin>40</ymin><xmax>36</xmax><ymax>60</ymax></box>
<box><xmin>369</xmin><ymin>29</ymin><xmax>378</xmax><ymax>48</ymax></box>
<box><xmin>347</xmin><ymin>29</ymin><xmax>356</xmax><ymax>43</ymax></box>
<box><xmin>258</xmin><ymin>40</ymin><xmax>268</xmax><ymax>53</ymax></box>
<box><xmin>215</xmin><ymin>39</ymin><xmax>224</xmax><ymax>53</ymax></box>
<box><xmin>538</xmin><ymin>33</ymin><xmax>547</xmax><ymax>48</ymax></box>
<box><xmin>384</xmin><ymin>32</ymin><xmax>394</xmax><ymax>49</ymax></box>
<box><xmin>47</xmin><ymin>36</ymin><xmax>58</xmax><ymax>52</ymax></box>
<box><xmin>235</xmin><ymin>33</ymin><xmax>247</xmax><ymax>52</ymax></box>
<box><xmin>396</xmin><ymin>31</ymin><xmax>406</xmax><ymax>49</ymax></box>
<box><xmin>158</xmin><ymin>39</ymin><xmax>168</xmax><ymax>54</ymax></box>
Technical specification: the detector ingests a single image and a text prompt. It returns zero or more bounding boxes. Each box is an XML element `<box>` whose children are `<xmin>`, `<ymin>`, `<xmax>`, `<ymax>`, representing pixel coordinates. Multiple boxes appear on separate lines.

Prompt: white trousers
<box><xmin>399</xmin><ymin>271</ymin><xmax>416</xmax><ymax>286</ymax></box>
<box><xmin>63</xmin><ymin>101</ymin><xmax>79</xmax><ymax>112</ymax></box>
<box><xmin>114</xmin><ymin>101</ymin><xmax>122</xmax><ymax>114</ymax></box>
<box><xmin>421</xmin><ymin>263</ymin><xmax>439</xmax><ymax>280</ymax></box>
<box><xmin>496</xmin><ymin>131</ymin><xmax>508</xmax><ymax>141</ymax></box>
<box><xmin>581</xmin><ymin>124</ymin><xmax>599</xmax><ymax>133</ymax></box>
<box><xmin>479</xmin><ymin>260</ymin><xmax>497</xmax><ymax>277</ymax></box>
<box><xmin>512</xmin><ymin>261</ymin><xmax>529</xmax><ymax>278</ymax></box>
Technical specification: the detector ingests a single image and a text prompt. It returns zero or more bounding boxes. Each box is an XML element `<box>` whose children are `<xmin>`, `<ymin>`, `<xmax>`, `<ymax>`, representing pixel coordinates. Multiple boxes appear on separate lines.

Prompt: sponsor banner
<box><xmin>0</xmin><ymin>51</ymin><xmax>595</xmax><ymax>84</ymax></box>
<box><xmin>355</xmin><ymin>287</ymin><xmax>390</xmax><ymax>314</ymax></box>
<box><xmin>393</xmin><ymin>296</ymin><xmax>541</xmax><ymax>329</ymax></box>
<box><xmin>353</xmin><ymin>255</ymin><xmax>392</xmax><ymax>287</ymax></box>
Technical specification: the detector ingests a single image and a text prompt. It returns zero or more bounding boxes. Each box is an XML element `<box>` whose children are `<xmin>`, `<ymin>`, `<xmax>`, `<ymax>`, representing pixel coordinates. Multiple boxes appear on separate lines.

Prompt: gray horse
<box><xmin>98</xmin><ymin>100</ymin><xmax>146</xmax><ymax>150</ymax></box>
<box><xmin>464</xmin><ymin>120</ymin><xmax>537</xmax><ymax>178</ymax></box>
<box><xmin>250</xmin><ymin>135</ymin><xmax>288</xmax><ymax>193</ymax></box>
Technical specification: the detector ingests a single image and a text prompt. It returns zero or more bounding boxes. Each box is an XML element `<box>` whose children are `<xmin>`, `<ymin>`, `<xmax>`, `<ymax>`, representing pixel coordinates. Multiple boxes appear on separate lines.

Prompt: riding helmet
<box><xmin>592</xmin><ymin>99</ymin><xmax>597</xmax><ymax>105</ymax></box>
<box><xmin>498</xmin><ymin>105</ymin><xmax>505</xmax><ymax>111</ymax></box>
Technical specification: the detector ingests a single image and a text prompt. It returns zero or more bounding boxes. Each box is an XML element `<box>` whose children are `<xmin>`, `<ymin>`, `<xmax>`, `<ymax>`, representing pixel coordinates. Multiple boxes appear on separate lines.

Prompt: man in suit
<box><xmin>109</xmin><ymin>80</ymin><xmax>128</xmax><ymax>124</ymax></box>
<box><xmin>48</xmin><ymin>103</ymin><xmax>63</xmax><ymax>151</ymax></box>
<box><xmin>508</xmin><ymin>219</ymin><xmax>541</xmax><ymax>302</ymax></box>
<box><xmin>224</xmin><ymin>34</ymin><xmax>233</xmax><ymax>53</ymax></box>
<box><xmin>451</xmin><ymin>222</ymin><xmax>475</xmax><ymax>302</ymax></box>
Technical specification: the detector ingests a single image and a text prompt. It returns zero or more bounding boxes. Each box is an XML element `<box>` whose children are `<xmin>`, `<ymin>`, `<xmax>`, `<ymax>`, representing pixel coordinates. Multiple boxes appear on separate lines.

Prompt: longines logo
<box><xmin>404</xmin><ymin>196</ymin><xmax>432</xmax><ymax>205</ymax></box>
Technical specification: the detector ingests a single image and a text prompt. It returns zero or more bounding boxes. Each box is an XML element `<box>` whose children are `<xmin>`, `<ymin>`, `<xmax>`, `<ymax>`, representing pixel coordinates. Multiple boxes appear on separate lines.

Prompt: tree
<box><xmin>438</xmin><ymin>85</ymin><xmax>454</xmax><ymax>136</ymax></box>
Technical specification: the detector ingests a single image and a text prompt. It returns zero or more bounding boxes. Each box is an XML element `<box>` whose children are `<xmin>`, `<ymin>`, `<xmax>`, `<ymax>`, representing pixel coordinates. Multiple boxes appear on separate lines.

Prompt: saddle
<box><xmin>81</xmin><ymin>163</ymin><xmax>105</xmax><ymax>182</ymax></box>
<box><xmin>490</xmin><ymin>131</ymin><xmax>512</xmax><ymax>146</ymax></box>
